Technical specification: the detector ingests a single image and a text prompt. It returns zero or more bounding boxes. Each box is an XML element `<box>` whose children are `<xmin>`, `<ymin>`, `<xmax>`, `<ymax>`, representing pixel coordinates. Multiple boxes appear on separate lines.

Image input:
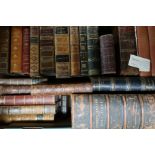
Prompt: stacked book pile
<box><xmin>0</xmin><ymin>26</ymin><xmax>155</xmax><ymax>128</ymax></box>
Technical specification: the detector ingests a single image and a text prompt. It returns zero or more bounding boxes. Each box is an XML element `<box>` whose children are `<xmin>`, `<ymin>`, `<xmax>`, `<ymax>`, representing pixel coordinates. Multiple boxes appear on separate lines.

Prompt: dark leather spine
<box><xmin>87</xmin><ymin>26</ymin><xmax>100</xmax><ymax>76</ymax></box>
<box><xmin>0</xmin><ymin>27</ymin><xmax>10</xmax><ymax>75</ymax></box>
<box><xmin>0</xmin><ymin>95</ymin><xmax>55</xmax><ymax>105</ymax></box>
<box><xmin>22</xmin><ymin>26</ymin><xmax>30</xmax><ymax>75</ymax></box>
<box><xmin>55</xmin><ymin>27</ymin><xmax>70</xmax><ymax>78</ymax></box>
<box><xmin>118</xmin><ymin>26</ymin><xmax>139</xmax><ymax>75</ymax></box>
<box><xmin>30</xmin><ymin>26</ymin><xmax>40</xmax><ymax>77</ymax></box>
<box><xmin>79</xmin><ymin>26</ymin><xmax>88</xmax><ymax>76</ymax></box>
<box><xmin>40</xmin><ymin>26</ymin><xmax>55</xmax><ymax>76</ymax></box>
<box><xmin>100</xmin><ymin>34</ymin><xmax>116</xmax><ymax>74</ymax></box>
<box><xmin>91</xmin><ymin>77</ymin><xmax>155</xmax><ymax>92</ymax></box>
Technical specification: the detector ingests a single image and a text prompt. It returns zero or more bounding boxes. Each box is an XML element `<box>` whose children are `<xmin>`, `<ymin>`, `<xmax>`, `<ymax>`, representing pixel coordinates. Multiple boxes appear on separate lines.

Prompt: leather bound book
<box><xmin>0</xmin><ymin>27</ymin><xmax>10</xmax><ymax>75</ymax></box>
<box><xmin>10</xmin><ymin>27</ymin><xmax>22</xmax><ymax>74</ymax></box>
<box><xmin>0</xmin><ymin>82</ymin><xmax>93</xmax><ymax>95</ymax></box>
<box><xmin>79</xmin><ymin>26</ymin><xmax>88</xmax><ymax>76</ymax></box>
<box><xmin>40</xmin><ymin>26</ymin><xmax>55</xmax><ymax>76</ymax></box>
<box><xmin>87</xmin><ymin>26</ymin><xmax>100</xmax><ymax>76</ymax></box>
<box><xmin>55</xmin><ymin>27</ymin><xmax>70</xmax><ymax>78</ymax></box>
<box><xmin>0</xmin><ymin>78</ymin><xmax>47</xmax><ymax>85</ymax></box>
<box><xmin>136</xmin><ymin>26</ymin><xmax>151</xmax><ymax>77</ymax></box>
<box><xmin>0</xmin><ymin>114</ymin><xmax>54</xmax><ymax>123</ymax></box>
<box><xmin>0</xmin><ymin>105</ymin><xmax>56</xmax><ymax>115</ymax></box>
<box><xmin>99</xmin><ymin>34</ymin><xmax>116</xmax><ymax>74</ymax></box>
<box><xmin>118</xmin><ymin>26</ymin><xmax>139</xmax><ymax>75</ymax></box>
<box><xmin>0</xmin><ymin>95</ymin><xmax>55</xmax><ymax>106</ymax></box>
<box><xmin>70</xmin><ymin>26</ymin><xmax>80</xmax><ymax>76</ymax></box>
<box><xmin>91</xmin><ymin>77</ymin><xmax>155</xmax><ymax>92</ymax></box>
<box><xmin>22</xmin><ymin>26</ymin><xmax>30</xmax><ymax>75</ymax></box>
<box><xmin>71</xmin><ymin>94</ymin><xmax>155</xmax><ymax>129</ymax></box>
<box><xmin>30</xmin><ymin>26</ymin><xmax>40</xmax><ymax>77</ymax></box>
<box><xmin>148</xmin><ymin>26</ymin><xmax>155</xmax><ymax>76</ymax></box>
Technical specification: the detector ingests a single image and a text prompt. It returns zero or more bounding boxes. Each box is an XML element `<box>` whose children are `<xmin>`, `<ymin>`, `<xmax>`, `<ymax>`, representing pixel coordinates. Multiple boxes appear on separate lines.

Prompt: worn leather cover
<box><xmin>40</xmin><ymin>26</ymin><xmax>55</xmax><ymax>76</ymax></box>
<box><xmin>70</xmin><ymin>26</ymin><xmax>80</xmax><ymax>76</ymax></box>
<box><xmin>30</xmin><ymin>26</ymin><xmax>40</xmax><ymax>77</ymax></box>
<box><xmin>10</xmin><ymin>27</ymin><xmax>22</xmax><ymax>74</ymax></box>
<box><xmin>148</xmin><ymin>26</ymin><xmax>155</xmax><ymax>76</ymax></box>
<box><xmin>0</xmin><ymin>95</ymin><xmax>55</xmax><ymax>105</ymax></box>
<box><xmin>55</xmin><ymin>27</ymin><xmax>70</xmax><ymax>78</ymax></box>
<box><xmin>0</xmin><ymin>78</ymin><xmax>47</xmax><ymax>85</ymax></box>
<box><xmin>71</xmin><ymin>94</ymin><xmax>155</xmax><ymax>129</ymax></box>
<box><xmin>79</xmin><ymin>26</ymin><xmax>88</xmax><ymax>76</ymax></box>
<box><xmin>0</xmin><ymin>105</ymin><xmax>56</xmax><ymax>115</ymax></box>
<box><xmin>87</xmin><ymin>26</ymin><xmax>100</xmax><ymax>76</ymax></box>
<box><xmin>118</xmin><ymin>26</ymin><xmax>139</xmax><ymax>75</ymax></box>
<box><xmin>136</xmin><ymin>26</ymin><xmax>151</xmax><ymax>77</ymax></box>
<box><xmin>22</xmin><ymin>26</ymin><xmax>30</xmax><ymax>75</ymax></box>
<box><xmin>0</xmin><ymin>114</ymin><xmax>54</xmax><ymax>123</ymax></box>
<box><xmin>0</xmin><ymin>27</ymin><xmax>10</xmax><ymax>75</ymax></box>
<box><xmin>91</xmin><ymin>77</ymin><xmax>155</xmax><ymax>92</ymax></box>
<box><xmin>100</xmin><ymin>34</ymin><xmax>116</xmax><ymax>74</ymax></box>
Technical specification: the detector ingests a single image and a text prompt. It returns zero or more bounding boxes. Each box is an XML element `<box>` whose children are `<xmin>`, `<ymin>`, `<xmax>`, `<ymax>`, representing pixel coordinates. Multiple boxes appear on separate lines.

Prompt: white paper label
<box><xmin>128</xmin><ymin>55</ymin><xmax>150</xmax><ymax>72</ymax></box>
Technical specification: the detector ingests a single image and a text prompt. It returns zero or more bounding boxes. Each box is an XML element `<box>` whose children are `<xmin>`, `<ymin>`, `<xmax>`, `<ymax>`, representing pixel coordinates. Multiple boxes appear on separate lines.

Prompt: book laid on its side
<box><xmin>99</xmin><ymin>34</ymin><xmax>116</xmax><ymax>74</ymax></box>
<box><xmin>136</xmin><ymin>26</ymin><xmax>151</xmax><ymax>77</ymax></box>
<box><xmin>40</xmin><ymin>26</ymin><xmax>55</xmax><ymax>76</ymax></box>
<box><xmin>22</xmin><ymin>26</ymin><xmax>30</xmax><ymax>75</ymax></box>
<box><xmin>87</xmin><ymin>26</ymin><xmax>100</xmax><ymax>76</ymax></box>
<box><xmin>30</xmin><ymin>26</ymin><xmax>40</xmax><ymax>77</ymax></box>
<box><xmin>71</xmin><ymin>94</ymin><xmax>155</xmax><ymax>129</ymax></box>
<box><xmin>55</xmin><ymin>26</ymin><xmax>70</xmax><ymax>78</ymax></box>
<box><xmin>70</xmin><ymin>26</ymin><xmax>80</xmax><ymax>76</ymax></box>
<box><xmin>0</xmin><ymin>95</ymin><xmax>55</xmax><ymax>106</ymax></box>
<box><xmin>148</xmin><ymin>26</ymin><xmax>155</xmax><ymax>76</ymax></box>
<box><xmin>0</xmin><ymin>114</ymin><xmax>54</xmax><ymax>123</ymax></box>
<box><xmin>10</xmin><ymin>27</ymin><xmax>22</xmax><ymax>74</ymax></box>
<box><xmin>118</xmin><ymin>26</ymin><xmax>139</xmax><ymax>75</ymax></box>
<box><xmin>0</xmin><ymin>105</ymin><xmax>56</xmax><ymax>115</ymax></box>
<box><xmin>0</xmin><ymin>78</ymin><xmax>47</xmax><ymax>85</ymax></box>
<box><xmin>0</xmin><ymin>27</ymin><xmax>10</xmax><ymax>75</ymax></box>
<box><xmin>79</xmin><ymin>26</ymin><xmax>88</xmax><ymax>76</ymax></box>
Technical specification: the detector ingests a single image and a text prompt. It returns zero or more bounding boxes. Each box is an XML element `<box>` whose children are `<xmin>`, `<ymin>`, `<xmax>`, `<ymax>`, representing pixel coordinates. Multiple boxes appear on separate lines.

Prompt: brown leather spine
<box><xmin>0</xmin><ymin>114</ymin><xmax>54</xmax><ymax>123</ymax></box>
<box><xmin>30</xmin><ymin>26</ymin><xmax>40</xmax><ymax>77</ymax></box>
<box><xmin>136</xmin><ymin>26</ymin><xmax>151</xmax><ymax>76</ymax></box>
<box><xmin>10</xmin><ymin>27</ymin><xmax>22</xmax><ymax>74</ymax></box>
<box><xmin>0</xmin><ymin>83</ymin><xmax>93</xmax><ymax>95</ymax></box>
<box><xmin>22</xmin><ymin>26</ymin><xmax>30</xmax><ymax>75</ymax></box>
<box><xmin>0</xmin><ymin>95</ymin><xmax>55</xmax><ymax>106</ymax></box>
<box><xmin>70</xmin><ymin>26</ymin><xmax>80</xmax><ymax>76</ymax></box>
<box><xmin>148</xmin><ymin>26</ymin><xmax>155</xmax><ymax>76</ymax></box>
<box><xmin>0</xmin><ymin>105</ymin><xmax>56</xmax><ymax>115</ymax></box>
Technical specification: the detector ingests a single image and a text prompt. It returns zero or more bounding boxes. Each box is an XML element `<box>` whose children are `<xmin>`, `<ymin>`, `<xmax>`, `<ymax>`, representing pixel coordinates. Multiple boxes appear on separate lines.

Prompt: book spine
<box><xmin>0</xmin><ymin>78</ymin><xmax>47</xmax><ymax>85</ymax></box>
<box><xmin>91</xmin><ymin>77</ymin><xmax>155</xmax><ymax>92</ymax></box>
<box><xmin>148</xmin><ymin>26</ymin><xmax>155</xmax><ymax>76</ymax></box>
<box><xmin>61</xmin><ymin>95</ymin><xmax>69</xmax><ymax>114</ymax></box>
<box><xmin>0</xmin><ymin>27</ymin><xmax>10</xmax><ymax>74</ymax></box>
<box><xmin>118</xmin><ymin>26</ymin><xmax>139</xmax><ymax>75</ymax></box>
<box><xmin>0</xmin><ymin>114</ymin><xmax>54</xmax><ymax>122</ymax></box>
<box><xmin>71</xmin><ymin>94</ymin><xmax>155</xmax><ymax>129</ymax></box>
<box><xmin>10</xmin><ymin>27</ymin><xmax>22</xmax><ymax>74</ymax></box>
<box><xmin>30</xmin><ymin>26</ymin><xmax>40</xmax><ymax>77</ymax></box>
<box><xmin>70</xmin><ymin>26</ymin><xmax>80</xmax><ymax>76</ymax></box>
<box><xmin>136</xmin><ymin>26</ymin><xmax>151</xmax><ymax>76</ymax></box>
<box><xmin>87</xmin><ymin>26</ymin><xmax>100</xmax><ymax>76</ymax></box>
<box><xmin>55</xmin><ymin>27</ymin><xmax>70</xmax><ymax>78</ymax></box>
<box><xmin>0</xmin><ymin>105</ymin><xmax>56</xmax><ymax>115</ymax></box>
<box><xmin>22</xmin><ymin>26</ymin><xmax>30</xmax><ymax>75</ymax></box>
<box><xmin>79</xmin><ymin>26</ymin><xmax>88</xmax><ymax>76</ymax></box>
<box><xmin>40</xmin><ymin>26</ymin><xmax>55</xmax><ymax>76</ymax></box>
<box><xmin>0</xmin><ymin>95</ymin><xmax>55</xmax><ymax>106</ymax></box>
<box><xmin>99</xmin><ymin>34</ymin><xmax>116</xmax><ymax>74</ymax></box>
<box><xmin>0</xmin><ymin>83</ymin><xmax>93</xmax><ymax>95</ymax></box>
